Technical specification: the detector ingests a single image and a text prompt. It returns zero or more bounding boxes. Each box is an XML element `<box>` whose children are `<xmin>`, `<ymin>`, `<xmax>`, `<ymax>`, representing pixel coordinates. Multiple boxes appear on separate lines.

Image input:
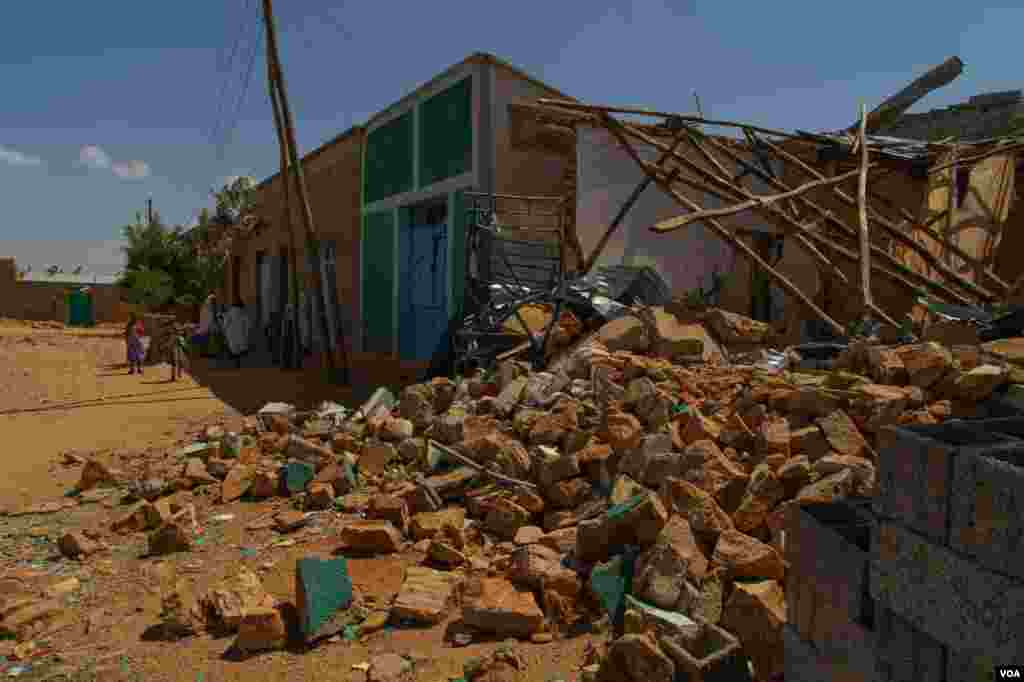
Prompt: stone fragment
<box><xmin>598</xmin><ymin>315</ymin><xmax>650</xmax><ymax>353</ymax></box>
<box><xmin>712</xmin><ymin>528</ymin><xmax>785</xmax><ymax>581</ymax></box>
<box><xmin>545</xmin><ymin>477</ymin><xmax>593</xmax><ymax>510</ymax></box>
<box><xmin>732</xmin><ymin>463</ymin><xmax>787</xmax><ymax>533</ymax></box>
<box><xmin>462</xmin><ymin>577</ymin><xmax>545</xmax><ymax>638</ymax></box>
<box><xmin>77</xmin><ymin>459</ymin><xmax>120</xmax><ymax>491</ymax></box>
<box><xmin>788</xmin><ymin>425</ymin><xmax>830</xmax><ymax>461</ymax></box>
<box><xmin>954</xmin><ymin>364</ymin><xmax>1008</xmax><ymax>402</ymax></box>
<box><xmin>274</xmin><ymin>510</ymin><xmax>309</xmax><ymax>533</ymax></box>
<box><xmin>379</xmin><ymin>417</ymin><xmax>414</xmax><ymax>442</ymax></box>
<box><xmin>201</xmin><ymin>567</ymin><xmax>268</xmax><ymax>633</ymax></box>
<box><xmin>361</xmin><ymin>439</ymin><xmax>398</xmax><ymax>475</ymax></box>
<box><xmin>368</xmin><ymin>653</ymin><xmax>412</xmax><ymax>682</ymax></box>
<box><xmin>221</xmin><ymin>465</ymin><xmax>255</xmax><ymax>502</ymax></box>
<box><xmin>340</xmin><ymin>520</ymin><xmax>402</xmax><ymax>554</ymax></box>
<box><xmin>650</xmin><ymin>307</ymin><xmax>705</xmax><ymax>358</ymax></box>
<box><xmin>148</xmin><ymin>522</ymin><xmax>191</xmax><ymax>556</ymax></box>
<box><xmin>314</xmin><ymin>462</ymin><xmax>356</xmax><ymax>496</ymax></box>
<box><xmin>896</xmin><ymin>342</ymin><xmax>952</xmax><ymax>388</ymax></box>
<box><xmin>183</xmin><ymin>458</ymin><xmax>216</xmax><ymax>486</ymax></box>
<box><xmin>399</xmin><ymin>384</ymin><xmax>434</xmax><ymax>429</ymax></box>
<box><xmin>603</xmin><ymin>410</ymin><xmax>643</xmax><ymax>453</ymax></box>
<box><xmin>305</xmin><ymin>481</ymin><xmax>335</xmax><ymax>510</ymax></box>
<box><xmin>367</xmin><ymin>495</ymin><xmax>409</xmax><ymax>534</ymax></box>
<box><xmin>409</xmin><ymin>508</ymin><xmax>465</xmax><ymax>541</ymax></box>
<box><xmin>706</xmin><ymin>308</ymin><xmax>768</xmax><ymax>344</ymax></box>
<box><xmin>250</xmin><ymin>470</ymin><xmax>280</xmax><ymax>499</ymax></box>
<box><xmin>597</xmin><ymin>633</ymin><xmax>675</xmax><ymax>682</ymax></box>
<box><xmin>533</xmin><ymin>446</ymin><xmax>580</xmax><ymax>489</ymax></box>
<box><xmin>509</xmin><ymin>544</ymin><xmax>579</xmax><ymax>595</ymax></box>
<box><xmin>391</xmin><ymin>566</ymin><xmax>458</xmax><ymax>625</ymax></box>
<box><xmin>633</xmin><ymin>542</ymin><xmax>690</xmax><ymax>610</ymax></box>
<box><xmin>661</xmin><ymin>478</ymin><xmax>733</xmax><ymax>538</ymax></box>
<box><xmin>159</xmin><ymin>578</ymin><xmax>204</xmax><ymax>638</ymax></box>
<box><xmin>513</xmin><ymin>525</ymin><xmax>544</xmax><ymax>545</ymax></box>
<box><xmin>58</xmin><ymin>531</ymin><xmax>101</xmax><ymax>559</ymax></box>
<box><xmin>484</xmin><ymin>498</ymin><xmax>532</xmax><ymax>539</ymax></box>
<box><xmin>816</xmin><ymin>410</ymin><xmax>869</xmax><ymax>458</ymax></box>
<box><xmin>721</xmin><ymin>579</ymin><xmax>785</xmax><ymax>681</ymax></box>
<box><xmin>795</xmin><ymin>468</ymin><xmax>856</xmax><ymax>505</ymax></box>
<box><xmin>428</xmin><ymin>540</ymin><xmax>466</xmax><ymax>567</ymax></box>
<box><xmin>234</xmin><ymin>605</ymin><xmax>286</xmax><ymax>653</ymax></box>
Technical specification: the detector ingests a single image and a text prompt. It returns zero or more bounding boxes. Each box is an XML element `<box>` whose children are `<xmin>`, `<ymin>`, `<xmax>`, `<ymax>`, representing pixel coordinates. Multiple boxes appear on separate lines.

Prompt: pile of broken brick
<box><xmin>30</xmin><ymin>304</ymin><xmax>1024</xmax><ymax>680</ymax></box>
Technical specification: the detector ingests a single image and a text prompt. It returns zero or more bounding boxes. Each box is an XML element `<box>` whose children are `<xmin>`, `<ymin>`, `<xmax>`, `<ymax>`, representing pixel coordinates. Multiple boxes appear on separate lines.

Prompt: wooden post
<box><xmin>267</xmin><ymin>56</ymin><xmax>303</xmax><ymax>370</ymax></box>
<box><xmin>858</xmin><ymin>103</ymin><xmax>873</xmax><ymax>319</ymax></box>
<box><xmin>263</xmin><ymin>0</ymin><xmax>347</xmax><ymax>381</ymax></box>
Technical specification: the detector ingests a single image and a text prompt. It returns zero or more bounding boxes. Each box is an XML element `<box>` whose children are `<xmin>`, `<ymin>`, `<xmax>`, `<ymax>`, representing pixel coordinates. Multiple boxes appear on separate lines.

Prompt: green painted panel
<box><xmin>449</xmin><ymin>191</ymin><xmax>467</xmax><ymax>320</ymax></box>
<box><xmin>361</xmin><ymin>210</ymin><xmax>396</xmax><ymax>351</ymax></box>
<box><xmin>364</xmin><ymin>112</ymin><xmax>414</xmax><ymax>204</ymax></box>
<box><xmin>419</xmin><ymin>77</ymin><xmax>473</xmax><ymax>188</ymax></box>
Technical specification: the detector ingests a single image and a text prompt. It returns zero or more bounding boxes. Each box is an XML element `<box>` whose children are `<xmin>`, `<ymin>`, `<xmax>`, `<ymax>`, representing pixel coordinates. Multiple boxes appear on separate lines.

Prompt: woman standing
<box><xmin>125</xmin><ymin>313</ymin><xmax>145</xmax><ymax>375</ymax></box>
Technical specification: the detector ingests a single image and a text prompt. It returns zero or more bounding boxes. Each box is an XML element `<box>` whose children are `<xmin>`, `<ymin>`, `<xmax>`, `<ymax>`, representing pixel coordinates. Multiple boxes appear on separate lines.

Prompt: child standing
<box><xmin>125</xmin><ymin>314</ymin><xmax>146</xmax><ymax>375</ymax></box>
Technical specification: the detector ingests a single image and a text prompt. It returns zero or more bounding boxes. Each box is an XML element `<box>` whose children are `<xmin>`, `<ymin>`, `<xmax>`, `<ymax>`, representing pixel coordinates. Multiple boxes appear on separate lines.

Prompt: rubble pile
<box><xmin>4</xmin><ymin>304</ymin><xmax>1022</xmax><ymax>680</ymax></box>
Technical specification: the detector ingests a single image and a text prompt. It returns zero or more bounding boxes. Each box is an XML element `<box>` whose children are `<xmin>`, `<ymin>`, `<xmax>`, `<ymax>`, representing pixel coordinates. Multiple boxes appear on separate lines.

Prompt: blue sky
<box><xmin>1</xmin><ymin>0</ymin><xmax>1021</xmax><ymax>272</ymax></box>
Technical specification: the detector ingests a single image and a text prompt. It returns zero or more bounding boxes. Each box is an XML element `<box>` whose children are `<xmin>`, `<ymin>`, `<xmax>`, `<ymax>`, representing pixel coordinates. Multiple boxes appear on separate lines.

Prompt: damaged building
<box><xmin>224</xmin><ymin>52</ymin><xmax>576</xmax><ymax>383</ymax></box>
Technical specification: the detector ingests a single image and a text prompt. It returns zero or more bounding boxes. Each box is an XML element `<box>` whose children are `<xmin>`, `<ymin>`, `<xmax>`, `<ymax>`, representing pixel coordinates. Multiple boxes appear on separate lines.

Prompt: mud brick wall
<box><xmin>870</xmin><ymin>521</ymin><xmax>1024</xmax><ymax>665</ymax></box>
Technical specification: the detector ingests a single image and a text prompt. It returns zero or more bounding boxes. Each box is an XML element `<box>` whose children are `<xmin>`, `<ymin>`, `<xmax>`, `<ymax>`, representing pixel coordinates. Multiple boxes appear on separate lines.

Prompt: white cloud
<box><xmin>79</xmin><ymin>145</ymin><xmax>150</xmax><ymax>180</ymax></box>
<box><xmin>79</xmin><ymin>144</ymin><xmax>112</xmax><ymax>169</ymax></box>
<box><xmin>0</xmin><ymin>145</ymin><xmax>43</xmax><ymax>167</ymax></box>
<box><xmin>112</xmin><ymin>160</ymin><xmax>150</xmax><ymax>180</ymax></box>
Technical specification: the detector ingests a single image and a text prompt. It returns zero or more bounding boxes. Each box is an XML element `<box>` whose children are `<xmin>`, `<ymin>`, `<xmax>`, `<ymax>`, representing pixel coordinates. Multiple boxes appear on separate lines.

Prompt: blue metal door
<box><xmin>399</xmin><ymin>222</ymin><xmax>448</xmax><ymax>361</ymax></box>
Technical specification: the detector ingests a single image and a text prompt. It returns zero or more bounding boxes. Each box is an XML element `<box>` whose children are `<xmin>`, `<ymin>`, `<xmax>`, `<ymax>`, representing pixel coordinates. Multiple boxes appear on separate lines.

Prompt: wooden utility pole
<box><xmin>857</xmin><ymin>102</ymin><xmax>873</xmax><ymax>319</ymax></box>
<box><xmin>266</xmin><ymin>48</ymin><xmax>303</xmax><ymax>370</ymax></box>
<box><xmin>262</xmin><ymin>0</ymin><xmax>349</xmax><ymax>381</ymax></box>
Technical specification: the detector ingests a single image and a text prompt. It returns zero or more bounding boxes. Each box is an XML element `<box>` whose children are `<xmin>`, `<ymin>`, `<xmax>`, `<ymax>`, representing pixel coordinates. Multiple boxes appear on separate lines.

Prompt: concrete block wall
<box><xmin>788</xmin><ymin>418</ymin><xmax>1024</xmax><ymax>679</ymax></box>
<box><xmin>784</xmin><ymin>502</ymin><xmax>882</xmax><ymax>681</ymax></box>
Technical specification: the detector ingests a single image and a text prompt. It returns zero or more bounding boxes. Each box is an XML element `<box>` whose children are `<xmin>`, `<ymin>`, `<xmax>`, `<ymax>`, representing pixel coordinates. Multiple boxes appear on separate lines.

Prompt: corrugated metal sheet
<box><xmin>21</xmin><ymin>271</ymin><xmax>119</xmax><ymax>285</ymax></box>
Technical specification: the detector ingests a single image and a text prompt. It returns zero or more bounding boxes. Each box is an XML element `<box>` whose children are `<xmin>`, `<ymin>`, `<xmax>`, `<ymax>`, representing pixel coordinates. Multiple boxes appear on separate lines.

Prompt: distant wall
<box><xmin>0</xmin><ymin>257</ymin><xmax>125</xmax><ymax>323</ymax></box>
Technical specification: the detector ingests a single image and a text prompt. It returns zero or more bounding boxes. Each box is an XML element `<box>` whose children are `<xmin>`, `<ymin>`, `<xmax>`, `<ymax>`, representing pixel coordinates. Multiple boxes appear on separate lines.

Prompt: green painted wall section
<box><xmin>449</xmin><ymin>190</ymin><xmax>466</xmax><ymax>320</ymax></box>
<box><xmin>364</xmin><ymin>112</ymin><xmax>414</xmax><ymax>205</ymax></box>
<box><xmin>419</xmin><ymin>77</ymin><xmax>473</xmax><ymax>188</ymax></box>
<box><xmin>361</xmin><ymin>210</ymin><xmax>396</xmax><ymax>351</ymax></box>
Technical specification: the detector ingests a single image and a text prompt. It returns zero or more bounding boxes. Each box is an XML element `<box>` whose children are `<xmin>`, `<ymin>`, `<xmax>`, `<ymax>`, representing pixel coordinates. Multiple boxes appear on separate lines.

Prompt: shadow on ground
<box><xmin>184</xmin><ymin>348</ymin><xmax>428</xmax><ymax>415</ymax></box>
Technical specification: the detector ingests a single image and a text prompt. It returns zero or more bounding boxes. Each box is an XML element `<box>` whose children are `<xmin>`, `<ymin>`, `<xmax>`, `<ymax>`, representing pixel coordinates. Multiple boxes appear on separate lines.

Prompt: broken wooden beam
<box><xmin>602</xmin><ymin>115</ymin><xmax>847</xmax><ymax>337</ymax></box>
<box><xmin>846</xmin><ymin>56</ymin><xmax>964</xmax><ymax>134</ymax></box>
<box><xmin>761</xmin><ymin>135</ymin><xmax>1001</xmax><ymax>301</ymax></box>
<box><xmin>652</xmin><ymin>166</ymin><xmax>872</xmax><ymax>232</ymax></box>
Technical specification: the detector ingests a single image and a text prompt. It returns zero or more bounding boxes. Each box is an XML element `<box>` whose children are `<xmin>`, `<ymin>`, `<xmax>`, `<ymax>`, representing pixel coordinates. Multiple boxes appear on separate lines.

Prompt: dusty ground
<box><xmin>0</xmin><ymin>324</ymin><xmax>595</xmax><ymax>681</ymax></box>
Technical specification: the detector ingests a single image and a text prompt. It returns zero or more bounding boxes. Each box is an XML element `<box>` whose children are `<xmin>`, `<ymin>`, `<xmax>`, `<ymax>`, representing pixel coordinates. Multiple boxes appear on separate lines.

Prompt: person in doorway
<box><xmin>221</xmin><ymin>299</ymin><xmax>251</xmax><ymax>369</ymax></box>
<box><xmin>125</xmin><ymin>313</ymin><xmax>145</xmax><ymax>375</ymax></box>
<box><xmin>191</xmin><ymin>293</ymin><xmax>216</xmax><ymax>356</ymax></box>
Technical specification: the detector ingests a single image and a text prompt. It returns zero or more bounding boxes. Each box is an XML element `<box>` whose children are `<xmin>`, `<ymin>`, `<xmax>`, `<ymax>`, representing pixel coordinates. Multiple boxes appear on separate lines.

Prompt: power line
<box><xmin>216</xmin><ymin>20</ymin><xmax>264</xmax><ymax>162</ymax></box>
<box><xmin>207</xmin><ymin>0</ymin><xmax>255</xmax><ymax>146</ymax></box>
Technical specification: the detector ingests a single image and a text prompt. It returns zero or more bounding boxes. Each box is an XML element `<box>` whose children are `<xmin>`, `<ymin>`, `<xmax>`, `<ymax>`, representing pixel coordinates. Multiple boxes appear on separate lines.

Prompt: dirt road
<box><xmin>0</xmin><ymin>325</ymin><xmax>233</xmax><ymax>511</ymax></box>
<box><xmin>0</xmin><ymin>324</ymin><xmax>595</xmax><ymax>681</ymax></box>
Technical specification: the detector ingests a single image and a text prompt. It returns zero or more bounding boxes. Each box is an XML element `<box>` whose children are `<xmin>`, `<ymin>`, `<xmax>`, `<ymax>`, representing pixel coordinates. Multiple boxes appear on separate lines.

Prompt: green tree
<box><xmin>117</xmin><ymin>178</ymin><xmax>258</xmax><ymax>309</ymax></box>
